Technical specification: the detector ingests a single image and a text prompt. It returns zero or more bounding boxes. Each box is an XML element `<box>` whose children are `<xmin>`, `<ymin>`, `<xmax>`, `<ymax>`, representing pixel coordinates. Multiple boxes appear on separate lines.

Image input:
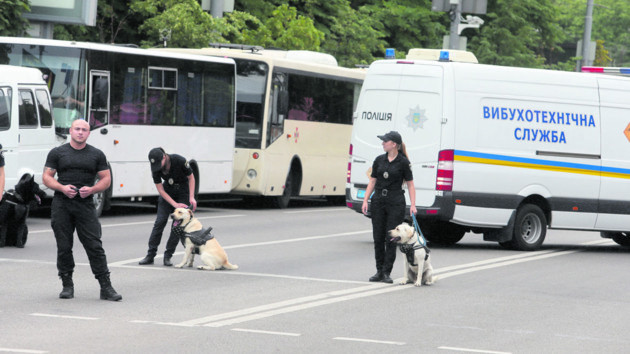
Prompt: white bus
<box><xmin>0</xmin><ymin>65</ymin><xmax>62</xmax><ymax>195</ymax></box>
<box><xmin>163</xmin><ymin>45</ymin><xmax>365</xmax><ymax>207</ymax></box>
<box><xmin>0</xmin><ymin>37</ymin><xmax>237</xmax><ymax>214</ymax></box>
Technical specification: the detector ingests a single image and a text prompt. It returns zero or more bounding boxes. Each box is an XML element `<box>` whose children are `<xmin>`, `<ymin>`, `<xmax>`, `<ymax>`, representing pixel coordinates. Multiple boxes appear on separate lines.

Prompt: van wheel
<box><xmin>510</xmin><ymin>204</ymin><xmax>546</xmax><ymax>251</ymax></box>
<box><xmin>422</xmin><ymin>221</ymin><xmax>465</xmax><ymax>245</ymax></box>
<box><xmin>274</xmin><ymin>172</ymin><xmax>293</xmax><ymax>208</ymax></box>
<box><xmin>603</xmin><ymin>232</ymin><xmax>630</xmax><ymax>247</ymax></box>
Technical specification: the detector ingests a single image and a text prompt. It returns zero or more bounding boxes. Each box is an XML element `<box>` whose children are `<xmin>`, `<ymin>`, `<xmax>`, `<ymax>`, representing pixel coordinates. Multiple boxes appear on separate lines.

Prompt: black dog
<box><xmin>0</xmin><ymin>173</ymin><xmax>46</xmax><ymax>248</ymax></box>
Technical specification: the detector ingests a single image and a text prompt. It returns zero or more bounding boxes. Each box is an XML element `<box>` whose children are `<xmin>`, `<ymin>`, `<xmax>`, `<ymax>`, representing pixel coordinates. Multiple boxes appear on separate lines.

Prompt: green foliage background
<box><xmin>2</xmin><ymin>0</ymin><xmax>629</xmax><ymax>69</ymax></box>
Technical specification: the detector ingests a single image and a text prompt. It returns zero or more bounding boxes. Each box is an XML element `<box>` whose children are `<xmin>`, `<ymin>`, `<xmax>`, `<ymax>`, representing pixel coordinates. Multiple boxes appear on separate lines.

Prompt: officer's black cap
<box><xmin>377</xmin><ymin>131</ymin><xmax>402</xmax><ymax>145</ymax></box>
<box><xmin>148</xmin><ymin>147</ymin><xmax>165</xmax><ymax>173</ymax></box>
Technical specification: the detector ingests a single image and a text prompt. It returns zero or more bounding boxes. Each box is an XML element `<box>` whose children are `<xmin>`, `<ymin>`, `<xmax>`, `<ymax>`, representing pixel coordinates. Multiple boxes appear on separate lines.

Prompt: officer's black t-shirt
<box><xmin>45</xmin><ymin>143</ymin><xmax>109</xmax><ymax>198</ymax></box>
<box><xmin>152</xmin><ymin>154</ymin><xmax>193</xmax><ymax>187</ymax></box>
<box><xmin>371</xmin><ymin>153</ymin><xmax>413</xmax><ymax>191</ymax></box>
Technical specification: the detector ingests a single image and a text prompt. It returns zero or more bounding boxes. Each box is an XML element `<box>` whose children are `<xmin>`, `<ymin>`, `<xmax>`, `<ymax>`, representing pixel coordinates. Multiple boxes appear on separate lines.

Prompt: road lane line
<box><xmin>178</xmin><ymin>283</ymin><xmax>389</xmax><ymax>326</ymax></box>
<box><xmin>284</xmin><ymin>208</ymin><xmax>349</xmax><ymax>214</ymax></box>
<box><xmin>438</xmin><ymin>346</ymin><xmax>511</xmax><ymax>354</ymax></box>
<box><xmin>231</xmin><ymin>328</ymin><xmax>301</xmax><ymax>336</ymax></box>
<box><xmin>27</xmin><ymin>214</ymin><xmax>245</xmax><ymax>234</ymax></box>
<box><xmin>30</xmin><ymin>313</ymin><xmax>99</xmax><ymax>321</ymax></box>
<box><xmin>333</xmin><ymin>337</ymin><xmax>405</xmax><ymax>345</ymax></box>
<box><xmin>0</xmin><ymin>348</ymin><xmax>48</xmax><ymax>353</ymax></box>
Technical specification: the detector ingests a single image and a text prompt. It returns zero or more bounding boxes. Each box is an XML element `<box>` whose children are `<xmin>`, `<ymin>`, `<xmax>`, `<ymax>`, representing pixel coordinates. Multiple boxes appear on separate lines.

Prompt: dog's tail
<box><xmin>223</xmin><ymin>262</ymin><xmax>239</xmax><ymax>270</ymax></box>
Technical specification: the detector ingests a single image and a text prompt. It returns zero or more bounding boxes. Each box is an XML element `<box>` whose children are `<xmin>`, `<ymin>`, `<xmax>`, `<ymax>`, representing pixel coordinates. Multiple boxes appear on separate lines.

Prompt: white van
<box><xmin>0</xmin><ymin>65</ymin><xmax>62</xmax><ymax>196</ymax></box>
<box><xmin>347</xmin><ymin>50</ymin><xmax>630</xmax><ymax>251</ymax></box>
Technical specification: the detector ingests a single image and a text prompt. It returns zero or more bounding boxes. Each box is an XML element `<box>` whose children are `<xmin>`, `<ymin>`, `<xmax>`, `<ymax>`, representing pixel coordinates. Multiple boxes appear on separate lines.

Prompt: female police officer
<box><xmin>361</xmin><ymin>131</ymin><xmax>416</xmax><ymax>283</ymax></box>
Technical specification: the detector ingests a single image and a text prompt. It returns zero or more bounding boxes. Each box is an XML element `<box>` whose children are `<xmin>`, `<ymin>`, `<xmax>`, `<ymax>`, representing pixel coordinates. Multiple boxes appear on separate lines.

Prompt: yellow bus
<box><xmin>164</xmin><ymin>45</ymin><xmax>365</xmax><ymax>207</ymax></box>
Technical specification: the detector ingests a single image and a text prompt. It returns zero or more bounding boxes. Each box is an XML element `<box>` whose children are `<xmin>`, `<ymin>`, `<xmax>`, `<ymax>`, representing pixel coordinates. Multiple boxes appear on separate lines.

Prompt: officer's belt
<box><xmin>374</xmin><ymin>188</ymin><xmax>403</xmax><ymax>197</ymax></box>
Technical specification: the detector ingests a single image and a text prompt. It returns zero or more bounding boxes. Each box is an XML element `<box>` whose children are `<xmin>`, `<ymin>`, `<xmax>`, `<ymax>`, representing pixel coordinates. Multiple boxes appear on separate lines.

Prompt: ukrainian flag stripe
<box><xmin>454</xmin><ymin>150</ymin><xmax>630</xmax><ymax>179</ymax></box>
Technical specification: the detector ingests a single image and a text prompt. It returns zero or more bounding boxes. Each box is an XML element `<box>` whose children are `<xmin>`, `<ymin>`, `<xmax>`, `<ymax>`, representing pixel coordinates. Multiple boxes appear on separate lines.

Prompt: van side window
<box><xmin>0</xmin><ymin>87</ymin><xmax>11</xmax><ymax>130</ymax></box>
<box><xmin>18</xmin><ymin>90</ymin><xmax>38</xmax><ymax>127</ymax></box>
<box><xmin>35</xmin><ymin>89</ymin><xmax>53</xmax><ymax>127</ymax></box>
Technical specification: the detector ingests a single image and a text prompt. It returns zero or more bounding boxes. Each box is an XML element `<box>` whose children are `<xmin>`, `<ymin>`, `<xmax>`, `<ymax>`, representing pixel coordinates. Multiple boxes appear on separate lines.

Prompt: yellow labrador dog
<box><xmin>388</xmin><ymin>222</ymin><xmax>435</xmax><ymax>286</ymax></box>
<box><xmin>170</xmin><ymin>208</ymin><xmax>238</xmax><ymax>270</ymax></box>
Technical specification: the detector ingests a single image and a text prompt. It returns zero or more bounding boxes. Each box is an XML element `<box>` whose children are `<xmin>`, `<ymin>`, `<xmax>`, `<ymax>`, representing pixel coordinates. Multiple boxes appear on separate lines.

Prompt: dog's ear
<box><xmin>187</xmin><ymin>209</ymin><xmax>193</xmax><ymax>217</ymax></box>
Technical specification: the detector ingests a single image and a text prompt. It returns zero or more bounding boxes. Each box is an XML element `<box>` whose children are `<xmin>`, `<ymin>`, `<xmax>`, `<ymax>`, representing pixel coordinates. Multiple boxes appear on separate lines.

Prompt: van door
<box><xmin>17</xmin><ymin>86</ymin><xmax>55</xmax><ymax>186</ymax></box>
<box><xmin>595</xmin><ymin>77</ymin><xmax>630</xmax><ymax>230</ymax></box>
<box><xmin>0</xmin><ymin>86</ymin><xmax>18</xmax><ymax>188</ymax></box>
<box><xmin>350</xmin><ymin>62</ymin><xmax>444</xmax><ymax>207</ymax></box>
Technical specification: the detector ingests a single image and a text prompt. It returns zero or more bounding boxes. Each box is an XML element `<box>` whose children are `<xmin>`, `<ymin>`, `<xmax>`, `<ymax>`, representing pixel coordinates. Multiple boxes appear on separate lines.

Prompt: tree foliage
<box><xmin>0</xmin><ymin>0</ymin><xmax>29</xmax><ymax>36</ymax></box>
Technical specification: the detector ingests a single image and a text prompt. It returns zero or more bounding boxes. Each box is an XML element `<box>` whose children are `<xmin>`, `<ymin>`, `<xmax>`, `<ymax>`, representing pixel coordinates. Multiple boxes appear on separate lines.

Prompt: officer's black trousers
<box><xmin>146</xmin><ymin>188</ymin><xmax>190</xmax><ymax>258</ymax></box>
<box><xmin>370</xmin><ymin>193</ymin><xmax>406</xmax><ymax>275</ymax></box>
<box><xmin>51</xmin><ymin>196</ymin><xmax>109</xmax><ymax>278</ymax></box>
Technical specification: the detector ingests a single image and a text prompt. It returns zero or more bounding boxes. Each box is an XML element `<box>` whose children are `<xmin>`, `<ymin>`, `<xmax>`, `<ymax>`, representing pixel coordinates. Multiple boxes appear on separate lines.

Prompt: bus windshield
<box><xmin>234</xmin><ymin>59</ymin><xmax>267</xmax><ymax>149</ymax></box>
<box><xmin>0</xmin><ymin>43</ymin><xmax>84</xmax><ymax>134</ymax></box>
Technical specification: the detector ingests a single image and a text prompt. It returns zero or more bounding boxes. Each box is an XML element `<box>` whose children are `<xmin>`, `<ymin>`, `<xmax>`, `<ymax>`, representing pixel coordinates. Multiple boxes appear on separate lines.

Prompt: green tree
<box><xmin>468</xmin><ymin>0</ymin><xmax>564</xmax><ymax>68</ymax></box>
<box><xmin>0</xmin><ymin>0</ymin><xmax>29</xmax><ymax>36</ymax></box>
<box><xmin>130</xmin><ymin>0</ymin><xmax>223</xmax><ymax>48</ymax></box>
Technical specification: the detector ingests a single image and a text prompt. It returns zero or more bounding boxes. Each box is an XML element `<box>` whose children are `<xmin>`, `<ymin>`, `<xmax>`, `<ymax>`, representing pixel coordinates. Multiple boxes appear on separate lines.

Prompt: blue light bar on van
<box><xmin>582</xmin><ymin>66</ymin><xmax>630</xmax><ymax>75</ymax></box>
<box><xmin>439</xmin><ymin>50</ymin><xmax>450</xmax><ymax>62</ymax></box>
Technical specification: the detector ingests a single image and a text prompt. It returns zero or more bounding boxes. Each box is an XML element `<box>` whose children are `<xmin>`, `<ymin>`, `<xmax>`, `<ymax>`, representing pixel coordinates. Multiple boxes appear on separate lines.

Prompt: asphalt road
<box><xmin>1</xmin><ymin>199</ymin><xmax>630</xmax><ymax>353</ymax></box>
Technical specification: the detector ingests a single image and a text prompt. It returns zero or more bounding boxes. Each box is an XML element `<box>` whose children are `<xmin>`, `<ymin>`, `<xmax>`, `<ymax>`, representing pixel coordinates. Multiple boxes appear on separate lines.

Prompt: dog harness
<box><xmin>399</xmin><ymin>243</ymin><xmax>430</xmax><ymax>266</ymax></box>
<box><xmin>172</xmin><ymin>225</ymin><xmax>214</xmax><ymax>247</ymax></box>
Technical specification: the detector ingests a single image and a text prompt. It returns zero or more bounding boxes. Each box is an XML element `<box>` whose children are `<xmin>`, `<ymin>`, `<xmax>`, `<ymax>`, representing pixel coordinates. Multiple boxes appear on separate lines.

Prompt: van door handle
<box><xmin>100</xmin><ymin>128</ymin><xmax>108</xmax><ymax>134</ymax></box>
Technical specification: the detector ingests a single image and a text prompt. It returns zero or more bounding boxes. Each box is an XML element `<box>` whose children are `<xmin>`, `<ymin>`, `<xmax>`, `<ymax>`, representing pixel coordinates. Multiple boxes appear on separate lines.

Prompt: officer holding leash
<box><xmin>362</xmin><ymin>131</ymin><xmax>416</xmax><ymax>283</ymax></box>
<box><xmin>138</xmin><ymin>147</ymin><xmax>197</xmax><ymax>266</ymax></box>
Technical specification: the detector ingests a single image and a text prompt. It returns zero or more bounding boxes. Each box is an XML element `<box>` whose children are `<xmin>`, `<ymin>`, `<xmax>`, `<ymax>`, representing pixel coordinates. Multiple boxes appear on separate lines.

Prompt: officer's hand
<box><xmin>189</xmin><ymin>198</ymin><xmax>197</xmax><ymax>212</ymax></box>
<box><xmin>174</xmin><ymin>202</ymin><xmax>188</xmax><ymax>209</ymax></box>
<box><xmin>78</xmin><ymin>186</ymin><xmax>93</xmax><ymax>199</ymax></box>
<box><xmin>63</xmin><ymin>185</ymin><xmax>79</xmax><ymax>199</ymax></box>
<box><xmin>361</xmin><ymin>200</ymin><xmax>368</xmax><ymax>215</ymax></box>
<box><xmin>410</xmin><ymin>205</ymin><xmax>417</xmax><ymax>215</ymax></box>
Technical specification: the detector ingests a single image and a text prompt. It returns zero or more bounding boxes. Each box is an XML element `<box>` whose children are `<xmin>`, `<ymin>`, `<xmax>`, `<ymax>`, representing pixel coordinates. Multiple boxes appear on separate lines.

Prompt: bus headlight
<box><xmin>247</xmin><ymin>169</ymin><xmax>257</xmax><ymax>180</ymax></box>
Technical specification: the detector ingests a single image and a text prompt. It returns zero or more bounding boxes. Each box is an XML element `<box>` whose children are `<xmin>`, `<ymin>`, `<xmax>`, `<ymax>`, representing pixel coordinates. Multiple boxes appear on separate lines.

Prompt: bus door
<box><xmin>88</xmin><ymin>70</ymin><xmax>110</xmax><ymax>129</ymax></box>
<box><xmin>266</xmin><ymin>72</ymin><xmax>288</xmax><ymax>148</ymax></box>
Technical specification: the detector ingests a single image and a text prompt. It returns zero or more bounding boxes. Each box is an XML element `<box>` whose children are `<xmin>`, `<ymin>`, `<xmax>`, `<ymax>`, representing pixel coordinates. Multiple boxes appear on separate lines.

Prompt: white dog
<box><xmin>388</xmin><ymin>222</ymin><xmax>435</xmax><ymax>286</ymax></box>
<box><xmin>170</xmin><ymin>208</ymin><xmax>238</xmax><ymax>271</ymax></box>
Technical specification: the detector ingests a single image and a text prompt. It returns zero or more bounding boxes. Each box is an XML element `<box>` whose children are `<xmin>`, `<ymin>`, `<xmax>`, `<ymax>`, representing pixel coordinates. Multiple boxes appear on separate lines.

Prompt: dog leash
<box><xmin>411</xmin><ymin>214</ymin><xmax>428</xmax><ymax>247</ymax></box>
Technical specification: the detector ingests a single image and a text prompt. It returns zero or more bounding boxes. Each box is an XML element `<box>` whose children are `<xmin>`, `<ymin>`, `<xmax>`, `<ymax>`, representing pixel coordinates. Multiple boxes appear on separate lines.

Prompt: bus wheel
<box><xmin>603</xmin><ymin>232</ymin><xmax>630</xmax><ymax>247</ymax></box>
<box><xmin>274</xmin><ymin>172</ymin><xmax>293</xmax><ymax>209</ymax></box>
<box><xmin>93</xmin><ymin>174</ymin><xmax>111</xmax><ymax>217</ymax></box>
<box><xmin>510</xmin><ymin>204</ymin><xmax>546</xmax><ymax>251</ymax></box>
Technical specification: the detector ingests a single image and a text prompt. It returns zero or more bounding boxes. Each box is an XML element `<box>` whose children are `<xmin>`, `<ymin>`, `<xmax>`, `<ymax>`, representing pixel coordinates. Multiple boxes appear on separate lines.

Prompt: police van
<box><xmin>346</xmin><ymin>50</ymin><xmax>630</xmax><ymax>251</ymax></box>
<box><xmin>0</xmin><ymin>65</ymin><xmax>62</xmax><ymax>196</ymax></box>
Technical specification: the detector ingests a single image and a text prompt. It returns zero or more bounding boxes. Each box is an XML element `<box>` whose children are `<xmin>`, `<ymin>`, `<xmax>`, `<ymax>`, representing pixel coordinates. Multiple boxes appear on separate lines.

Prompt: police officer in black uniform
<box><xmin>43</xmin><ymin>119</ymin><xmax>122</xmax><ymax>301</ymax></box>
<box><xmin>139</xmin><ymin>147</ymin><xmax>197</xmax><ymax>266</ymax></box>
<box><xmin>362</xmin><ymin>131</ymin><xmax>416</xmax><ymax>283</ymax></box>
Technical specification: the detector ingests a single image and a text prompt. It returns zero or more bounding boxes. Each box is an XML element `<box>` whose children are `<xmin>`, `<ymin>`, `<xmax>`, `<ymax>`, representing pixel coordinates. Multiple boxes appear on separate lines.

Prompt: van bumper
<box><xmin>345</xmin><ymin>188</ymin><xmax>455</xmax><ymax>220</ymax></box>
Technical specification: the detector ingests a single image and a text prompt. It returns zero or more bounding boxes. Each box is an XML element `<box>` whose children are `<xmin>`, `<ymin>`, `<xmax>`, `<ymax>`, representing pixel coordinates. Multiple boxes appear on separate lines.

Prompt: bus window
<box><xmin>89</xmin><ymin>71</ymin><xmax>109</xmax><ymax>128</ymax></box>
<box><xmin>234</xmin><ymin>60</ymin><xmax>267</xmax><ymax>149</ymax></box>
<box><xmin>0</xmin><ymin>87</ymin><xmax>10</xmax><ymax>130</ymax></box>
<box><xmin>18</xmin><ymin>90</ymin><xmax>38</xmax><ymax>127</ymax></box>
<box><xmin>267</xmin><ymin>72</ymin><xmax>287</xmax><ymax>146</ymax></box>
<box><xmin>35</xmin><ymin>89</ymin><xmax>53</xmax><ymax>127</ymax></box>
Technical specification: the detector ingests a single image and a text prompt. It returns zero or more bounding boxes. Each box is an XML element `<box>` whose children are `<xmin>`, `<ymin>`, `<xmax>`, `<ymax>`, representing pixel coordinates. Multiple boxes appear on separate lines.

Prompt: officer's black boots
<box><xmin>381</xmin><ymin>274</ymin><xmax>393</xmax><ymax>283</ymax></box>
<box><xmin>138</xmin><ymin>255</ymin><xmax>154</xmax><ymax>265</ymax></box>
<box><xmin>59</xmin><ymin>272</ymin><xmax>74</xmax><ymax>299</ymax></box>
<box><xmin>369</xmin><ymin>272</ymin><xmax>383</xmax><ymax>282</ymax></box>
<box><xmin>97</xmin><ymin>274</ymin><xmax>122</xmax><ymax>301</ymax></box>
<box><xmin>163</xmin><ymin>255</ymin><xmax>173</xmax><ymax>267</ymax></box>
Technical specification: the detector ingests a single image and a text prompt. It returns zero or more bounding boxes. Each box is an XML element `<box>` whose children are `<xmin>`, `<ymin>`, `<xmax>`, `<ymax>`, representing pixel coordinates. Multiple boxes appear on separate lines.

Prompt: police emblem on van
<box><xmin>407</xmin><ymin>105</ymin><xmax>428</xmax><ymax>131</ymax></box>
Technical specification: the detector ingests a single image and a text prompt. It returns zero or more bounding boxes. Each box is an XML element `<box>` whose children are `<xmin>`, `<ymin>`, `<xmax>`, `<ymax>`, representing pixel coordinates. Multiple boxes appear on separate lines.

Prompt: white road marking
<box><xmin>0</xmin><ymin>348</ymin><xmax>48</xmax><ymax>353</ymax></box>
<box><xmin>333</xmin><ymin>337</ymin><xmax>405</xmax><ymax>346</ymax></box>
<box><xmin>30</xmin><ymin>313</ymin><xmax>99</xmax><ymax>321</ymax></box>
<box><xmin>27</xmin><ymin>214</ymin><xmax>245</xmax><ymax>234</ymax></box>
<box><xmin>438</xmin><ymin>346</ymin><xmax>511</xmax><ymax>354</ymax></box>
<box><xmin>231</xmin><ymin>328</ymin><xmax>301</xmax><ymax>336</ymax></box>
<box><xmin>284</xmin><ymin>207</ymin><xmax>349</xmax><ymax>214</ymax></box>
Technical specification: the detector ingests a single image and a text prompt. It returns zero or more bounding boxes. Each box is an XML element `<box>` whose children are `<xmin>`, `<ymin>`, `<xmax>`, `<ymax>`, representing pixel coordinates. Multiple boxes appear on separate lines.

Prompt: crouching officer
<box><xmin>362</xmin><ymin>131</ymin><xmax>416</xmax><ymax>283</ymax></box>
<box><xmin>43</xmin><ymin>119</ymin><xmax>122</xmax><ymax>301</ymax></box>
<box><xmin>139</xmin><ymin>147</ymin><xmax>197</xmax><ymax>266</ymax></box>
